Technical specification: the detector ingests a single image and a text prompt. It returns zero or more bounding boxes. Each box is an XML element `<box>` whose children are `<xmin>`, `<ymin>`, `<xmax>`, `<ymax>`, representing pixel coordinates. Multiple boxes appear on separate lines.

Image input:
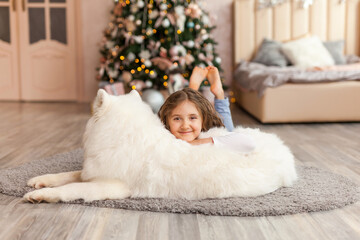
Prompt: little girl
<box><xmin>158</xmin><ymin>66</ymin><xmax>256</xmax><ymax>153</ymax></box>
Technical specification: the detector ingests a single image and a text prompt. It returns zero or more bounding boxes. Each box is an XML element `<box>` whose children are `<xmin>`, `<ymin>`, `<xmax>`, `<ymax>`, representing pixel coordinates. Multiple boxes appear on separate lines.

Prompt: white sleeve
<box><xmin>212</xmin><ymin>133</ymin><xmax>256</xmax><ymax>153</ymax></box>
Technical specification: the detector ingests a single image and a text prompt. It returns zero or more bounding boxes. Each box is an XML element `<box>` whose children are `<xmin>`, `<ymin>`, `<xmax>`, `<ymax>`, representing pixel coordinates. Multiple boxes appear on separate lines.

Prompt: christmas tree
<box><xmin>97</xmin><ymin>0</ymin><xmax>223</xmax><ymax>93</ymax></box>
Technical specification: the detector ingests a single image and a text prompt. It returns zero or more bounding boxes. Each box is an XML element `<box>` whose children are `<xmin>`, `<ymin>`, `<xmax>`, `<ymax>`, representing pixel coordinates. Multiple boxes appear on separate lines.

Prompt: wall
<box><xmin>79</xmin><ymin>0</ymin><xmax>233</xmax><ymax>102</ymax></box>
<box><xmin>80</xmin><ymin>0</ymin><xmax>114</xmax><ymax>101</ymax></box>
<box><xmin>204</xmin><ymin>0</ymin><xmax>233</xmax><ymax>88</ymax></box>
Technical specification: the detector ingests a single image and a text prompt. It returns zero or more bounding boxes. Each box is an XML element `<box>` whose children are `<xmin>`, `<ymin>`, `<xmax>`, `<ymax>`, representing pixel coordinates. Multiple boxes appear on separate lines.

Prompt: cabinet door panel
<box><xmin>0</xmin><ymin>1</ymin><xmax>20</xmax><ymax>100</ymax></box>
<box><xmin>19</xmin><ymin>0</ymin><xmax>77</xmax><ymax>101</ymax></box>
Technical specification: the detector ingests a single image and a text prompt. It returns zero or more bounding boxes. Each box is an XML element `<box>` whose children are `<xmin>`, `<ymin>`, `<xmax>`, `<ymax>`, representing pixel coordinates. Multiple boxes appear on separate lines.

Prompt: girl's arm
<box><xmin>190</xmin><ymin>138</ymin><xmax>213</xmax><ymax>145</ymax></box>
<box><xmin>190</xmin><ymin>133</ymin><xmax>256</xmax><ymax>154</ymax></box>
<box><xmin>212</xmin><ymin>132</ymin><xmax>256</xmax><ymax>153</ymax></box>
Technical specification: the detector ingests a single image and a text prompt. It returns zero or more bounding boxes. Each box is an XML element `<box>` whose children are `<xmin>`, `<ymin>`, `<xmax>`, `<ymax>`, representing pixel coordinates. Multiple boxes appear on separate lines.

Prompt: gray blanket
<box><xmin>233</xmin><ymin>56</ymin><xmax>360</xmax><ymax>97</ymax></box>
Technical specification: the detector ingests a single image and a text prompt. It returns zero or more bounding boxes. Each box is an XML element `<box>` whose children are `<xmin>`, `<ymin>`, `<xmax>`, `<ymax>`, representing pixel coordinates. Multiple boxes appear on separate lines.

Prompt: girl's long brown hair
<box><xmin>158</xmin><ymin>88</ymin><xmax>224</xmax><ymax>131</ymax></box>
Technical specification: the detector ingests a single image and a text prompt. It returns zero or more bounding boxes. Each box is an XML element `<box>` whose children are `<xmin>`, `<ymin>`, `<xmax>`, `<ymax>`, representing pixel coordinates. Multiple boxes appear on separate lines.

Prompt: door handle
<box><xmin>12</xmin><ymin>0</ymin><xmax>16</xmax><ymax>11</ymax></box>
<box><xmin>22</xmin><ymin>0</ymin><xmax>25</xmax><ymax>11</ymax></box>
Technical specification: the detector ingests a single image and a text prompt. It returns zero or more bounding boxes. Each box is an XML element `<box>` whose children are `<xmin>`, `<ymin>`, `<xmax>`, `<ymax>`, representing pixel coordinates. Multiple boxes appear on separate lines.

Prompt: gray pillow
<box><xmin>252</xmin><ymin>38</ymin><xmax>290</xmax><ymax>67</ymax></box>
<box><xmin>323</xmin><ymin>40</ymin><xmax>346</xmax><ymax>65</ymax></box>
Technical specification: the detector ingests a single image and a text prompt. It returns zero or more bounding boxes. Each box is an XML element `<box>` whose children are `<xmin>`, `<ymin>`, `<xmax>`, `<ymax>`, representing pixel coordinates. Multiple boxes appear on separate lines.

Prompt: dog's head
<box><xmin>92</xmin><ymin>89</ymin><xmax>148</xmax><ymax>119</ymax></box>
<box><xmin>89</xmin><ymin>89</ymin><xmax>162</xmax><ymax>135</ymax></box>
<box><xmin>84</xmin><ymin>89</ymin><xmax>172</xmax><ymax>168</ymax></box>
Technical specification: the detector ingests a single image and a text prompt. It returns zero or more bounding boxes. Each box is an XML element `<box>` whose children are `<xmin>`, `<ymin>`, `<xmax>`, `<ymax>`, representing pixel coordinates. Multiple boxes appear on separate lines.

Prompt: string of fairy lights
<box><xmin>99</xmin><ymin>0</ymin><xmax>223</xmax><ymax>92</ymax></box>
<box><xmin>115</xmin><ymin>0</ymin><xmax>184</xmax><ymax>90</ymax></box>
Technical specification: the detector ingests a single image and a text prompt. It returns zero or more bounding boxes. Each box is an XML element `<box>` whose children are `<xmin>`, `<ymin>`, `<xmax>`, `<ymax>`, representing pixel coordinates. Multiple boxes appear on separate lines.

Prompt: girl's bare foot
<box><xmin>206</xmin><ymin>66</ymin><xmax>224</xmax><ymax>99</ymax></box>
<box><xmin>189</xmin><ymin>66</ymin><xmax>208</xmax><ymax>91</ymax></box>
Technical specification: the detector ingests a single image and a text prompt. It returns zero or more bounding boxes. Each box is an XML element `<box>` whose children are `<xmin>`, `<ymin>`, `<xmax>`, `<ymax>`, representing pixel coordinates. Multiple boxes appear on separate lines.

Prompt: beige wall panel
<box><xmin>310</xmin><ymin>0</ymin><xmax>327</xmax><ymax>40</ymax></box>
<box><xmin>273</xmin><ymin>3</ymin><xmax>291</xmax><ymax>41</ymax></box>
<box><xmin>328</xmin><ymin>0</ymin><xmax>346</xmax><ymax>40</ymax></box>
<box><xmin>234</xmin><ymin>0</ymin><xmax>255</xmax><ymax>62</ymax></box>
<box><xmin>345</xmin><ymin>0</ymin><xmax>360</xmax><ymax>55</ymax></box>
<box><xmin>81</xmin><ymin>0</ymin><xmax>114</xmax><ymax>101</ymax></box>
<box><xmin>255</xmin><ymin>8</ymin><xmax>272</xmax><ymax>52</ymax></box>
<box><xmin>291</xmin><ymin>2</ymin><xmax>309</xmax><ymax>38</ymax></box>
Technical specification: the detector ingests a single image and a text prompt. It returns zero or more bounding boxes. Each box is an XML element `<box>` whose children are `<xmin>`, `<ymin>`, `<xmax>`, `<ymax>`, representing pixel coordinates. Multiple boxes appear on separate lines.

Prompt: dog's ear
<box><xmin>92</xmin><ymin>89</ymin><xmax>110</xmax><ymax>115</ymax></box>
<box><xmin>129</xmin><ymin>89</ymin><xmax>141</xmax><ymax>100</ymax></box>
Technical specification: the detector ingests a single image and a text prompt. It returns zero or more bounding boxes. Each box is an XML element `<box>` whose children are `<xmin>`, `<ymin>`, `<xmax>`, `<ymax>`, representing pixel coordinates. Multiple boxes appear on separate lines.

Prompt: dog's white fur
<box><xmin>24</xmin><ymin>89</ymin><xmax>297</xmax><ymax>203</ymax></box>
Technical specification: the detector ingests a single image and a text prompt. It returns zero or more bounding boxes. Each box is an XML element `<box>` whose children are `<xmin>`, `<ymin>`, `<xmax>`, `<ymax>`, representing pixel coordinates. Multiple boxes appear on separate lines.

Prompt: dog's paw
<box><xmin>27</xmin><ymin>175</ymin><xmax>55</xmax><ymax>189</ymax></box>
<box><xmin>23</xmin><ymin>189</ymin><xmax>60</xmax><ymax>203</ymax></box>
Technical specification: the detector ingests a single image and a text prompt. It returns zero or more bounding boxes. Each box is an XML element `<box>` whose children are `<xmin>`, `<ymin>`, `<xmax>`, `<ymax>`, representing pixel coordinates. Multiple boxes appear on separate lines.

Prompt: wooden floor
<box><xmin>0</xmin><ymin>101</ymin><xmax>359</xmax><ymax>240</ymax></box>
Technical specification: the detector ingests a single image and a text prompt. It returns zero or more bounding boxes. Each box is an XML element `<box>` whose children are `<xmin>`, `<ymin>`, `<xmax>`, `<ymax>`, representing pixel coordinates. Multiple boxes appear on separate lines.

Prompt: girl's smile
<box><xmin>168</xmin><ymin>100</ymin><xmax>202</xmax><ymax>142</ymax></box>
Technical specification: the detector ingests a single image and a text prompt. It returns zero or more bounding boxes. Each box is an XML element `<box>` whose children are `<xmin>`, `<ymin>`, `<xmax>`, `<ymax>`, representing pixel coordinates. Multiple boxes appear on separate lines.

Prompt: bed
<box><xmin>232</xmin><ymin>0</ymin><xmax>360</xmax><ymax>123</ymax></box>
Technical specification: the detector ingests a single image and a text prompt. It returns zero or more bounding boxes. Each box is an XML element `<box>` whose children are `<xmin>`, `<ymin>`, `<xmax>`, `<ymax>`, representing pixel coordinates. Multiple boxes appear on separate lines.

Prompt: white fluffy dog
<box><xmin>24</xmin><ymin>90</ymin><xmax>297</xmax><ymax>203</ymax></box>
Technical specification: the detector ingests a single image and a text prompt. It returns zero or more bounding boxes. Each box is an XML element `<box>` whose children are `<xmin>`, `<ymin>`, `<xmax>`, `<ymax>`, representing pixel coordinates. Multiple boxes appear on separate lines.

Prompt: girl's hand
<box><xmin>189</xmin><ymin>138</ymin><xmax>214</xmax><ymax>145</ymax></box>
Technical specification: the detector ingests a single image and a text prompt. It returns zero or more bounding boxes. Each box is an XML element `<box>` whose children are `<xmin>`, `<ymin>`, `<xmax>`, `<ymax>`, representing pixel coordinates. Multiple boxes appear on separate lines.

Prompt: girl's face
<box><xmin>168</xmin><ymin>100</ymin><xmax>202</xmax><ymax>143</ymax></box>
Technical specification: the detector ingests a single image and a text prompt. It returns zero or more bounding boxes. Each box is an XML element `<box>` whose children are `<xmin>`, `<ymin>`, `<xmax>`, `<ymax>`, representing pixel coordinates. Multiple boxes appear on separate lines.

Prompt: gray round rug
<box><xmin>0</xmin><ymin>149</ymin><xmax>359</xmax><ymax>217</ymax></box>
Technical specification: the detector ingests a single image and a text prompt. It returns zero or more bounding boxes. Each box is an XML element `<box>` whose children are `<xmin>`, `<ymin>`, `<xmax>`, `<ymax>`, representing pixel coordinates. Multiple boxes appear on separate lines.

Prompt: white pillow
<box><xmin>281</xmin><ymin>36</ymin><xmax>334</xmax><ymax>69</ymax></box>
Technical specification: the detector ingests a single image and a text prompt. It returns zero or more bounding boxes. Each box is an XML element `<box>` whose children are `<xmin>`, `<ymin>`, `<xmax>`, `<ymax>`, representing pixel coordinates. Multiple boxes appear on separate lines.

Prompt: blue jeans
<box><xmin>214</xmin><ymin>98</ymin><xmax>234</xmax><ymax>131</ymax></box>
